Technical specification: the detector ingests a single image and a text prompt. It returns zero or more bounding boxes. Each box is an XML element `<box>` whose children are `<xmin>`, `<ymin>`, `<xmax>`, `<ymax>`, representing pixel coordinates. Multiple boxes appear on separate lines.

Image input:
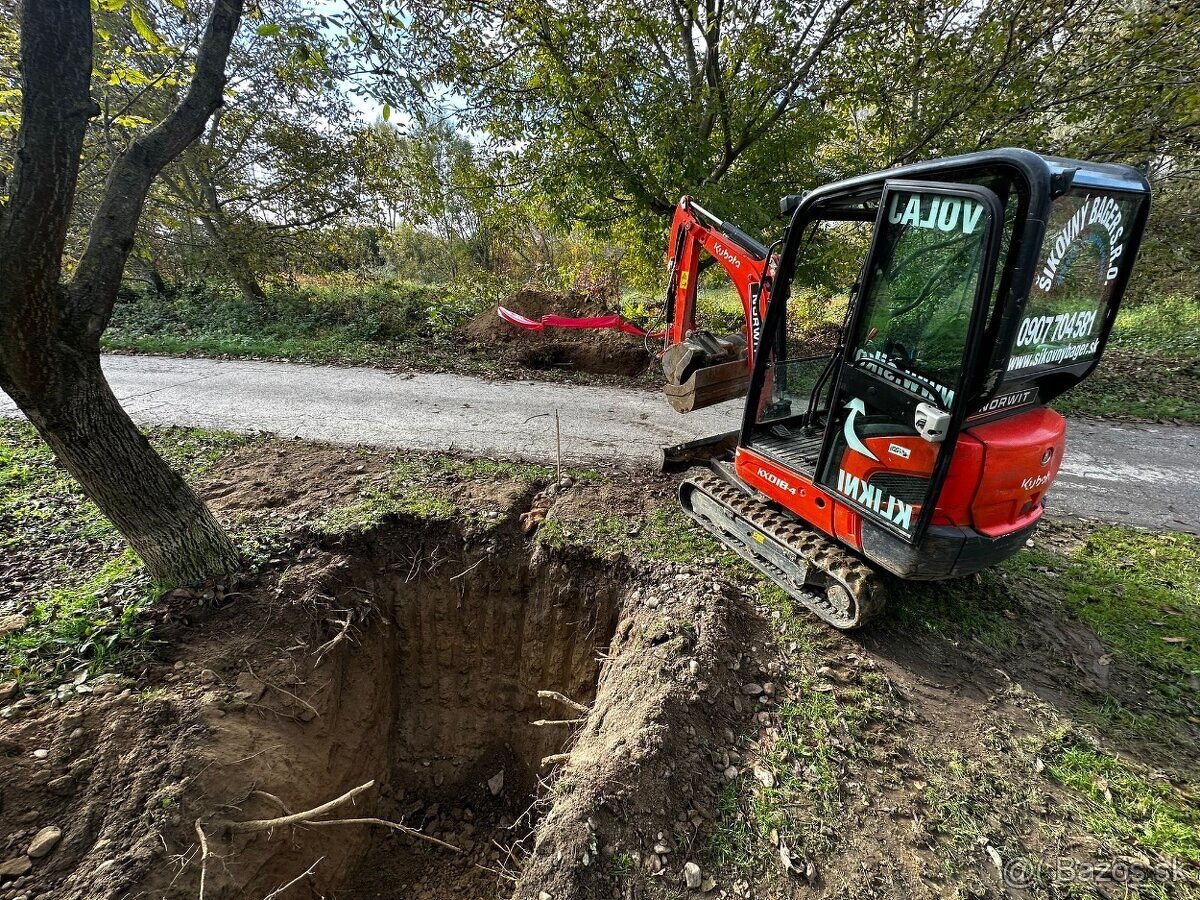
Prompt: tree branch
<box><xmin>0</xmin><ymin>0</ymin><xmax>96</xmax><ymax>345</ymax></box>
<box><xmin>65</xmin><ymin>0</ymin><xmax>245</xmax><ymax>344</ymax></box>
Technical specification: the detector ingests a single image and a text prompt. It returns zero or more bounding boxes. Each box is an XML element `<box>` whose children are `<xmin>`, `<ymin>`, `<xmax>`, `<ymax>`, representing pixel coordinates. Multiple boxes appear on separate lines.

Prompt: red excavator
<box><xmin>510</xmin><ymin>149</ymin><xmax>1151</xmax><ymax>628</ymax></box>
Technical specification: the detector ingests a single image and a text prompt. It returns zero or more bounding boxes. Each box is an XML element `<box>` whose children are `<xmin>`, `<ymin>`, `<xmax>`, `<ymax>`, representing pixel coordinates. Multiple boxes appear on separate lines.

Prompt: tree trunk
<box><xmin>0</xmin><ymin>0</ymin><xmax>247</xmax><ymax>589</ymax></box>
<box><xmin>1</xmin><ymin>333</ymin><xmax>241</xmax><ymax>586</ymax></box>
<box><xmin>197</xmin><ymin>212</ymin><xmax>267</xmax><ymax>303</ymax></box>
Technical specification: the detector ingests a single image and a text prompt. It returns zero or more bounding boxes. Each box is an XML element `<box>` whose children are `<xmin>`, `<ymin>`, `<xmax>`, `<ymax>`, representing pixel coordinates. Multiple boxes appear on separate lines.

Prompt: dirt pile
<box><xmin>466</xmin><ymin>288</ymin><xmax>654</xmax><ymax>378</ymax></box>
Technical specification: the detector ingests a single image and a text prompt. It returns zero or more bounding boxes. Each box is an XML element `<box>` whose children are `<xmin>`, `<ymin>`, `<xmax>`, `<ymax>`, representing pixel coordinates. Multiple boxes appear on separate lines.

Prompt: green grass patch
<box><xmin>1109</xmin><ymin>294</ymin><xmax>1200</xmax><ymax>358</ymax></box>
<box><xmin>1</xmin><ymin>423</ymin><xmax>250</xmax><ymax>688</ymax></box>
<box><xmin>2</xmin><ymin>549</ymin><xmax>153</xmax><ymax>685</ymax></box>
<box><xmin>887</xmin><ymin>568</ymin><xmax>1020</xmax><ymax>649</ymax></box>
<box><xmin>1044</xmin><ymin>735</ymin><xmax>1200</xmax><ymax>864</ymax></box>
<box><xmin>1025</xmin><ymin>528</ymin><xmax>1199</xmax><ymax>691</ymax></box>
<box><xmin>1055</xmin><ymin>294</ymin><xmax>1200</xmax><ymax>422</ymax></box>
<box><xmin>535</xmin><ymin>504</ymin><xmax>729</xmax><ymax>565</ymax></box>
<box><xmin>102</xmin><ymin>277</ymin><xmax>507</xmax><ymax>372</ymax></box>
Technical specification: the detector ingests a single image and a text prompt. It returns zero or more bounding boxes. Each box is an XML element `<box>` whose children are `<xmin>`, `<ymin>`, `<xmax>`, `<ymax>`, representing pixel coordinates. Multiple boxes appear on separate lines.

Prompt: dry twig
<box><xmin>224</xmin><ymin>781</ymin><xmax>375</xmax><ymax>833</ymax></box>
<box><xmin>260</xmin><ymin>857</ymin><xmax>323</xmax><ymax>900</ymax></box>
<box><xmin>212</xmin><ymin>780</ymin><xmax>463</xmax><ymax>854</ymax></box>
<box><xmin>313</xmin><ymin>615</ymin><xmax>354</xmax><ymax>668</ymax></box>
<box><xmin>194</xmin><ymin>818</ymin><xmax>209</xmax><ymax>900</ymax></box>
<box><xmin>536</xmin><ymin>689</ymin><xmax>589</xmax><ymax>714</ymax></box>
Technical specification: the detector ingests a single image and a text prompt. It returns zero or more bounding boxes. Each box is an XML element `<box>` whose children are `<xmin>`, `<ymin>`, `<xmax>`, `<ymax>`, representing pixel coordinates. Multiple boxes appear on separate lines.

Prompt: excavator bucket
<box><xmin>662</xmin><ymin>360</ymin><xmax>751</xmax><ymax>412</ymax></box>
<box><xmin>660</xmin><ymin>331</ymin><xmax>750</xmax><ymax>412</ymax></box>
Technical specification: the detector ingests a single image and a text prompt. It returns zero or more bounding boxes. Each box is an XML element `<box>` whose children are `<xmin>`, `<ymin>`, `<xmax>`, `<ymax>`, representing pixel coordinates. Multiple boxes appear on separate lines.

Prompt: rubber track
<box><xmin>682</xmin><ymin>469</ymin><xmax>888</xmax><ymax>629</ymax></box>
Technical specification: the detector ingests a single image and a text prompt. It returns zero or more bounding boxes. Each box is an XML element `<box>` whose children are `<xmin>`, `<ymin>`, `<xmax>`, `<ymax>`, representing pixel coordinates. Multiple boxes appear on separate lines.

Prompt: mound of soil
<box><xmin>467</xmin><ymin>288</ymin><xmax>654</xmax><ymax>378</ymax></box>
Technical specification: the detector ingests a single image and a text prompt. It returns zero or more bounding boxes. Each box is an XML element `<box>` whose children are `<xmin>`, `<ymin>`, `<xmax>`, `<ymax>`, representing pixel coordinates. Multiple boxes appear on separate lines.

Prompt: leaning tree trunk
<box><xmin>0</xmin><ymin>0</ymin><xmax>246</xmax><ymax>588</ymax></box>
<box><xmin>1</xmin><ymin>321</ymin><xmax>241</xmax><ymax>586</ymax></box>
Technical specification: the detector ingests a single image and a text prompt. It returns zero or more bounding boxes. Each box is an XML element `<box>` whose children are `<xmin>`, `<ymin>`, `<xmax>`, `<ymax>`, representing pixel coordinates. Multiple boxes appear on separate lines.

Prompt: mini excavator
<box><xmin>511</xmin><ymin>149</ymin><xmax>1151</xmax><ymax>629</ymax></box>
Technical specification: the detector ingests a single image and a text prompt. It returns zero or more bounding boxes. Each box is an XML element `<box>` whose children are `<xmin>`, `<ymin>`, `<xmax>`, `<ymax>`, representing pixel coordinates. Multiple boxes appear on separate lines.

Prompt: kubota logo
<box><xmin>757</xmin><ymin>467</ymin><xmax>796</xmax><ymax>494</ymax></box>
<box><xmin>1021</xmin><ymin>473</ymin><xmax>1051</xmax><ymax>491</ymax></box>
<box><xmin>713</xmin><ymin>242</ymin><xmax>741</xmax><ymax>269</ymax></box>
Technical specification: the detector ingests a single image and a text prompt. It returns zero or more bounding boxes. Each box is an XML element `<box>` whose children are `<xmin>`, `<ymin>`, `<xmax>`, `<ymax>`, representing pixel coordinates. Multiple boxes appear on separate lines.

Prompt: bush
<box><xmin>1109</xmin><ymin>293</ymin><xmax>1200</xmax><ymax>358</ymax></box>
<box><xmin>110</xmin><ymin>276</ymin><xmax>501</xmax><ymax>345</ymax></box>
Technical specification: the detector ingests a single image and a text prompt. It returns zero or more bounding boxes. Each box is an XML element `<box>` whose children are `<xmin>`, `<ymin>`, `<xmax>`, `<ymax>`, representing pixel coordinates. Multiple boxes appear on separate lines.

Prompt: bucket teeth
<box><xmin>679</xmin><ymin>469</ymin><xmax>887</xmax><ymax>629</ymax></box>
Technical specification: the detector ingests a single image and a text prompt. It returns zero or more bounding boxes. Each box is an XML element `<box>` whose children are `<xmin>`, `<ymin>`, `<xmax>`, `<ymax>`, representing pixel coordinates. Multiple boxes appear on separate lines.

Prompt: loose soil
<box><xmin>1</xmin><ymin>441</ymin><xmax>1196</xmax><ymax>899</ymax></box>
<box><xmin>466</xmin><ymin>288</ymin><xmax>657</xmax><ymax>379</ymax></box>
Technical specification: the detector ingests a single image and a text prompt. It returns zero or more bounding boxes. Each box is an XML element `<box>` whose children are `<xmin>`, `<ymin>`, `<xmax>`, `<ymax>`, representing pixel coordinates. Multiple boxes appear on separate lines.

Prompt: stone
<box><xmin>741</xmin><ymin>683</ymin><xmax>763</xmax><ymax>695</ymax></box>
<box><xmin>684</xmin><ymin>861</ymin><xmax>703</xmax><ymax>889</ymax></box>
<box><xmin>27</xmin><ymin>827</ymin><xmax>62</xmax><ymax>859</ymax></box>
<box><xmin>0</xmin><ymin>681</ymin><xmax>16</xmax><ymax>703</ymax></box>
<box><xmin>235</xmin><ymin>673</ymin><xmax>265</xmax><ymax>701</ymax></box>
<box><xmin>487</xmin><ymin>769</ymin><xmax>505</xmax><ymax>796</ymax></box>
<box><xmin>198</xmin><ymin>669</ymin><xmax>219</xmax><ymax>684</ymax></box>
<box><xmin>0</xmin><ymin>614</ymin><xmax>27</xmax><ymax>638</ymax></box>
<box><xmin>47</xmin><ymin>775</ymin><xmax>76</xmax><ymax>796</ymax></box>
<box><xmin>0</xmin><ymin>856</ymin><xmax>32</xmax><ymax>879</ymax></box>
<box><xmin>31</xmin><ymin>749</ymin><xmax>49</xmax><ymax>760</ymax></box>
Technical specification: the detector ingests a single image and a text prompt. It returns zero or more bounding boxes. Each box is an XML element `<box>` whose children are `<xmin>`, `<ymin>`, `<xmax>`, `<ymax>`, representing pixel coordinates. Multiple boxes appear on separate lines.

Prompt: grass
<box><xmin>536</xmin><ymin>504</ymin><xmax>732</xmax><ymax>565</ymax></box>
<box><xmin>1043</xmin><ymin>733</ymin><xmax>1200</xmax><ymax>864</ymax></box>
<box><xmin>1055</xmin><ymin>294</ymin><xmax>1200</xmax><ymax>422</ymax></box>
<box><xmin>317</xmin><ymin>454</ymin><xmax>589</xmax><ymax>534</ymax></box>
<box><xmin>2</xmin><ymin>550</ymin><xmax>152</xmax><ymax>686</ymax></box>
<box><xmin>102</xmin><ymin>276</ymin><xmax>502</xmax><ymax>372</ymax></box>
<box><xmin>1018</xmin><ymin>527</ymin><xmax>1199</xmax><ymax>701</ymax></box>
<box><xmin>1</xmin><ymin>422</ymin><xmax>250</xmax><ymax>688</ymax></box>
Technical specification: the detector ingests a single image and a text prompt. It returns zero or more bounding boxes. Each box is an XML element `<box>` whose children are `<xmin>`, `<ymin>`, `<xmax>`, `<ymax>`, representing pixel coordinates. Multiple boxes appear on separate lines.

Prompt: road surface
<box><xmin>2</xmin><ymin>354</ymin><xmax>1195</xmax><ymax>532</ymax></box>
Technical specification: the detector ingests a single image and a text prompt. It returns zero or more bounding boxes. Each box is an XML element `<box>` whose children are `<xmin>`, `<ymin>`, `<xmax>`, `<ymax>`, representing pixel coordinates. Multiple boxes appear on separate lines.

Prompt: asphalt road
<box><xmin>2</xmin><ymin>354</ymin><xmax>1196</xmax><ymax>533</ymax></box>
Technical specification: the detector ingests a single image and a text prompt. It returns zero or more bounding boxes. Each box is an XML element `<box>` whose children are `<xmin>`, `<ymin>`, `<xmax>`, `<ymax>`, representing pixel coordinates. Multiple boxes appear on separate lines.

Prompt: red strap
<box><xmin>497</xmin><ymin>306</ymin><xmax>664</xmax><ymax>339</ymax></box>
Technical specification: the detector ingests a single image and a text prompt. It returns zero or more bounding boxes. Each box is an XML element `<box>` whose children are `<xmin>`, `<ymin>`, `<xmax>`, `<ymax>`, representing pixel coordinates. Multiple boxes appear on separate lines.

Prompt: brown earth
<box><xmin>0</xmin><ymin>453</ymin><xmax>759</xmax><ymax>900</ymax></box>
<box><xmin>1</xmin><ymin>443</ymin><xmax>1195</xmax><ymax>900</ymax></box>
<box><xmin>467</xmin><ymin>288</ymin><xmax>657</xmax><ymax>378</ymax></box>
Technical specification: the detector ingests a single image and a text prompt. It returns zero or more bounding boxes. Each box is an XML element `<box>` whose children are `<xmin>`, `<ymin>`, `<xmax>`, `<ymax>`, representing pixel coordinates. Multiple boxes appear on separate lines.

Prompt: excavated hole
<box><xmin>517</xmin><ymin>340</ymin><xmax>652</xmax><ymax>376</ymax></box>
<box><xmin>325</xmin><ymin>529</ymin><xmax>623</xmax><ymax>899</ymax></box>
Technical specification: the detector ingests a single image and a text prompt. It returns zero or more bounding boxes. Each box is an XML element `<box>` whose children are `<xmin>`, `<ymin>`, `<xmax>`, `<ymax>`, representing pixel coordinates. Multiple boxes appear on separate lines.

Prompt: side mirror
<box><xmin>779</xmin><ymin>194</ymin><xmax>803</xmax><ymax>217</ymax></box>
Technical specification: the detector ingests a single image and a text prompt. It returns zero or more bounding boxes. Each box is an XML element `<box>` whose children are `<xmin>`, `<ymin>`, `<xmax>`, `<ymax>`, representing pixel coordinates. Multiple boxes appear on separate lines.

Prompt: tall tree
<box><xmin>368</xmin><ymin>0</ymin><xmax>868</xmax><ymax>238</ymax></box>
<box><xmin>153</xmin><ymin>4</ymin><xmax>366</xmax><ymax>300</ymax></box>
<box><xmin>0</xmin><ymin>0</ymin><xmax>245</xmax><ymax>585</ymax></box>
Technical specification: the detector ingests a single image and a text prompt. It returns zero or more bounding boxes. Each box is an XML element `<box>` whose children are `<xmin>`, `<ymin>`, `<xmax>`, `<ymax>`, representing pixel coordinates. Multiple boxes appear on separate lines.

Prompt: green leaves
<box><xmin>256</xmin><ymin>23</ymin><xmax>282</xmax><ymax>37</ymax></box>
<box><xmin>129</xmin><ymin>4</ymin><xmax>164</xmax><ymax>48</ymax></box>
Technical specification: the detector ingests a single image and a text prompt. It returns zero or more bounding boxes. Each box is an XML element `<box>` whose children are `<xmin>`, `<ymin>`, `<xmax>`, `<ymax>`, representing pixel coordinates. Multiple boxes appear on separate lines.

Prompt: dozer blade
<box><xmin>679</xmin><ymin>469</ymin><xmax>887</xmax><ymax>629</ymax></box>
<box><xmin>662</xmin><ymin>359</ymin><xmax>751</xmax><ymax>413</ymax></box>
<box><xmin>658</xmin><ymin>430</ymin><xmax>739</xmax><ymax>473</ymax></box>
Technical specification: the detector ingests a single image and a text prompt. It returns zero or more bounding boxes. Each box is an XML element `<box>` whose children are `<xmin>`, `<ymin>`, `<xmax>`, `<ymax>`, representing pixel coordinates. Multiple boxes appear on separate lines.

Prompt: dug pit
<box><xmin>174</xmin><ymin>524</ymin><xmax>623</xmax><ymax>899</ymax></box>
<box><xmin>2</xmin><ymin>490</ymin><xmax>752</xmax><ymax>900</ymax></box>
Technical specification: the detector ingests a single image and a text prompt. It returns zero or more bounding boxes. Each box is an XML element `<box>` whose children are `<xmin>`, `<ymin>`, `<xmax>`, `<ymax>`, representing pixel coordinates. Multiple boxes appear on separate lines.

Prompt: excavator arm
<box><xmin>661</xmin><ymin>197</ymin><xmax>776</xmax><ymax>412</ymax></box>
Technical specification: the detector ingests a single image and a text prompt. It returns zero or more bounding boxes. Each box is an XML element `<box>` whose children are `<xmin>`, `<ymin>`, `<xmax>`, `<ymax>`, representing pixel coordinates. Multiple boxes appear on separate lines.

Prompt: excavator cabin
<box><xmin>663</xmin><ymin>149</ymin><xmax>1150</xmax><ymax>627</ymax></box>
